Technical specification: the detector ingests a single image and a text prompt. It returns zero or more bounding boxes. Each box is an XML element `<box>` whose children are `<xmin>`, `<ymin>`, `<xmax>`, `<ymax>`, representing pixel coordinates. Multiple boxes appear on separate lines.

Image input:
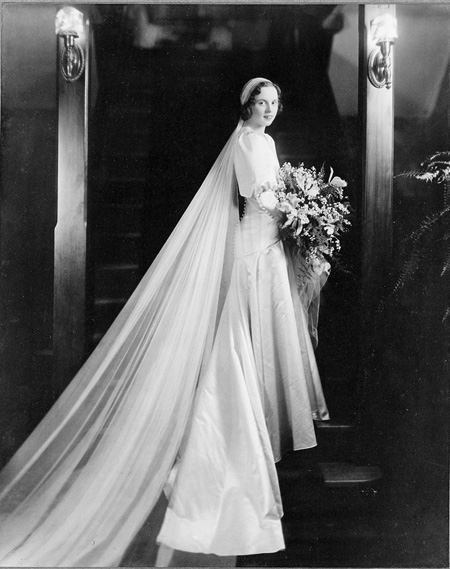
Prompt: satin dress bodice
<box><xmin>234</xmin><ymin>127</ymin><xmax>281</xmax><ymax>258</ymax></box>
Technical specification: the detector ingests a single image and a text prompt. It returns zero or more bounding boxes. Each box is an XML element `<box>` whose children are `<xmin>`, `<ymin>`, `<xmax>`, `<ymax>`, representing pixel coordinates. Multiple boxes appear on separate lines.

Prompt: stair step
<box><xmin>106</xmin><ymin>149</ymin><xmax>149</xmax><ymax>159</ymax></box>
<box><xmin>277</xmin><ymin>457</ymin><xmax>383</xmax><ymax>518</ymax></box>
<box><xmin>119</xmin><ymin>88</ymin><xmax>162</xmax><ymax>109</ymax></box>
<box><xmin>92</xmin><ymin>297</ymin><xmax>129</xmax><ymax>334</ymax></box>
<box><xmin>92</xmin><ymin>232</ymin><xmax>142</xmax><ymax>265</ymax></box>
<box><xmin>109</xmin><ymin>105</ymin><xmax>154</xmax><ymax>117</ymax></box>
<box><xmin>106</xmin><ymin>105</ymin><xmax>154</xmax><ymax>126</ymax></box>
<box><xmin>238</xmin><ymin>515</ymin><xmax>380</xmax><ymax>567</ymax></box>
<box><xmin>106</xmin><ymin>176</ymin><xmax>146</xmax><ymax>185</ymax></box>
<box><xmin>100</xmin><ymin>154</ymin><xmax>149</xmax><ymax>180</ymax></box>
<box><xmin>95</xmin><ymin>263</ymin><xmax>141</xmax><ymax>297</ymax></box>
<box><xmin>93</xmin><ymin>203</ymin><xmax>144</xmax><ymax>233</ymax></box>
<box><xmin>96</xmin><ymin>262</ymin><xmax>140</xmax><ymax>271</ymax></box>
<box><xmin>95</xmin><ymin>297</ymin><xmax>129</xmax><ymax>305</ymax></box>
<box><xmin>108</xmin><ymin>131</ymin><xmax>151</xmax><ymax>154</ymax></box>
<box><xmin>274</xmin><ymin>422</ymin><xmax>356</xmax><ymax>470</ymax></box>
<box><xmin>316</xmin><ymin>420</ymin><xmax>353</xmax><ymax>432</ymax></box>
<box><xmin>280</xmin><ymin>479</ymin><xmax>382</xmax><ymax>518</ymax></box>
<box><xmin>91</xmin><ymin>331</ymin><xmax>105</xmax><ymax>347</ymax></box>
<box><xmin>319</xmin><ymin>462</ymin><xmax>383</xmax><ymax>488</ymax></box>
<box><xmin>283</xmin><ymin>514</ymin><xmax>379</xmax><ymax>542</ymax></box>
<box><xmin>105</xmin><ymin>118</ymin><xmax>152</xmax><ymax>141</ymax></box>
<box><xmin>98</xmin><ymin>179</ymin><xmax>146</xmax><ymax>204</ymax></box>
<box><xmin>315</xmin><ymin>420</ymin><xmax>356</xmax><ymax>461</ymax></box>
<box><xmin>95</xmin><ymin>231</ymin><xmax>142</xmax><ymax>240</ymax></box>
<box><xmin>277</xmin><ymin>454</ymin><xmax>382</xmax><ymax>518</ymax></box>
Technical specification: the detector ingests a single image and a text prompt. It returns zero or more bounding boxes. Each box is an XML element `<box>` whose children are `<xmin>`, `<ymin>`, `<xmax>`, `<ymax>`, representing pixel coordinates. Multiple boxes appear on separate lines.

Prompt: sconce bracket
<box><xmin>368</xmin><ymin>45</ymin><xmax>392</xmax><ymax>89</ymax></box>
<box><xmin>59</xmin><ymin>33</ymin><xmax>85</xmax><ymax>82</ymax></box>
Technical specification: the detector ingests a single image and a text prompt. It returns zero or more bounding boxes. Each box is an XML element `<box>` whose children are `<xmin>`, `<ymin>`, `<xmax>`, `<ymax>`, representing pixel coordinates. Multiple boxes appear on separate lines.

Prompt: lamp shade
<box><xmin>370</xmin><ymin>13</ymin><xmax>398</xmax><ymax>43</ymax></box>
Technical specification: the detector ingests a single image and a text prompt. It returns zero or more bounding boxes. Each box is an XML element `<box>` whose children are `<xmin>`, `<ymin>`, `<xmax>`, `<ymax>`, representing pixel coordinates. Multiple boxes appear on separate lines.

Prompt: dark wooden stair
<box><xmin>88</xmin><ymin>56</ymin><xmax>154</xmax><ymax>351</ymax></box>
<box><xmin>238</xmin><ymin>423</ymin><xmax>383</xmax><ymax>567</ymax></box>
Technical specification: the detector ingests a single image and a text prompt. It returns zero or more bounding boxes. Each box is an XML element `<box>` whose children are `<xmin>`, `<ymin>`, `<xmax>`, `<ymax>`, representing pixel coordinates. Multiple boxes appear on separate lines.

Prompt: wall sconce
<box><xmin>55</xmin><ymin>7</ymin><xmax>86</xmax><ymax>82</ymax></box>
<box><xmin>367</xmin><ymin>13</ymin><xmax>398</xmax><ymax>90</ymax></box>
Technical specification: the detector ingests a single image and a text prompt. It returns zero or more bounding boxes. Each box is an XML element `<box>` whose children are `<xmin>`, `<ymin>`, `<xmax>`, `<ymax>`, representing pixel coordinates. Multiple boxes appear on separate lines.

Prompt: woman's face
<box><xmin>247</xmin><ymin>86</ymin><xmax>279</xmax><ymax>130</ymax></box>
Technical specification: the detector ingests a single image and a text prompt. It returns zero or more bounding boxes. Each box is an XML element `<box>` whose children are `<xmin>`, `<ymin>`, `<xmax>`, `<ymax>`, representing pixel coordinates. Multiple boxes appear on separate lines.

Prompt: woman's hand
<box><xmin>256</xmin><ymin>183</ymin><xmax>284</xmax><ymax>223</ymax></box>
<box><xmin>258</xmin><ymin>188</ymin><xmax>278</xmax><ymax>210</ymax></box>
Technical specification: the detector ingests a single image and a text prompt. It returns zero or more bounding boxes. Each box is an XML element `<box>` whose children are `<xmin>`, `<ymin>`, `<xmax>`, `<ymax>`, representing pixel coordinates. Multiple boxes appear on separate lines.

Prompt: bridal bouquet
<box><xmin>274</xmin><ymin>162</ymin><xmax>351</xmax><ymax>265</ymax></box>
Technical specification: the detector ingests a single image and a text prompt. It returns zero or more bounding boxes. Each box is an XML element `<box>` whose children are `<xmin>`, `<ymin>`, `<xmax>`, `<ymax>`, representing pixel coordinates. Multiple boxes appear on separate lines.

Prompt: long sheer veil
<box><xmin>0</xmin><ymin>77</ymin><xmax>327</xmax><ymax>567</ymax></box>
<box><xmin>0</xmin><ymin>116</ymin><xmax>244</xmax><ymax>566</ymax></box>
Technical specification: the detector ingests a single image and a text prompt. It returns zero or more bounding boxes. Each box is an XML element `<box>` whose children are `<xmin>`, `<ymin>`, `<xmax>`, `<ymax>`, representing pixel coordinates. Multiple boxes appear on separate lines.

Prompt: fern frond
<box><xmin>397</xmin><ymin>170</ymin><xmax>437</xmax><ymax>182</ymax></box>
<box><xmin>426</xmin><ymin>150</ymin><xmax>450</xmax><ymax>162</ymax></box>
<box><xmin>396</xmin><ymin>169</ymin><xmax>425</xmax><ymax>180</ymax></box>
<box><xmin>441</xmin><ymin>253</ymin><xmax>450</xmax><ymax>276</ymax></box>
<box><xmin>397</xmin><ymin>151</ymin><xmax>450</xmax><ymax>184</ymax></box>
<box><xmin>393</xmin><ymin>244</ymin><xmax>429</xmax><ymax>294</ymax></box>
<box><xmin>422</xmin><ymin>151</ymin><xmax>450</xmax><ymax>177</ymax></box>
<box><xmin>440</xmin><ymin>238</ymin><xmax>450</xmax><ymax>276</ymax></box>
<box><xmin>444</xmin><ymin>181</ymin><xmax>450</xmax><ymax>208</ymax></box>
<box><xmin>390</xmin><ymin>153</ymin><xmax>450</xmax><ymax>321</ymax></box>
<box><xmin>393</xmin><ymin>216</ymin><xmax>449</xmax><ymax>293</ymax></box>
<box><xmin>402</xmin><ymin>206</ymin><xmax>450</xmax><ymax>246</ymax></box>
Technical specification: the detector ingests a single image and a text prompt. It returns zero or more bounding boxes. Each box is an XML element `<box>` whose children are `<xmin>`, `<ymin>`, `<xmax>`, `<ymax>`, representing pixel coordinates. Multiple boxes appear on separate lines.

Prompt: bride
<box><xmin>0</xmin><ymin>78</ymin><xmax>329</xmax><ymax>567</ymax></box>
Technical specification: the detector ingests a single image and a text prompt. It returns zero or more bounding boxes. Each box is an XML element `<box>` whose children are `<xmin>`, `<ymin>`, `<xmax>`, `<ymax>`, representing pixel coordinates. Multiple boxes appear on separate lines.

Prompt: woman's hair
<box><xmin>240</xmin><ymin>81</ymin><xmax>283</xmax><ymax>121</ymax></box>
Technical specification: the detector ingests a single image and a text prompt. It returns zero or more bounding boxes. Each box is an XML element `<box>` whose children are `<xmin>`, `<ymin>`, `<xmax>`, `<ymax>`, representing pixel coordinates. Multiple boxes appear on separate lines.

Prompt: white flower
<box><xmin>278</xmin><ymin>201</ymin><xmax>296</xmax><ymax>216</ymax></box>
<box><xmin>294</xmin><ymin>172</ymin><xmax>306</xmax><ymax>191</ymax></box>
<box><xmin>306</xmin><ymin>183</ymin><xmax>320</xmax><ymax>198</ymax></box>
<box><xmin>287</xmin><ymin>192</ymin><xmax>301</xmax><ymax>208</ymax></box>
<box><xmin>330</xmin><ymin>176</ymin><xmax>347</xmax><ymax>188</ymax></box>
<box><xmin>297</xmin><ymin>209</ymin><xmax>310</xmax><ymax>225</ymax></box>
<box><xmin>311</xmin><ymin>255</ymin><xmax>331</xmax><ymax>276</ymax></box>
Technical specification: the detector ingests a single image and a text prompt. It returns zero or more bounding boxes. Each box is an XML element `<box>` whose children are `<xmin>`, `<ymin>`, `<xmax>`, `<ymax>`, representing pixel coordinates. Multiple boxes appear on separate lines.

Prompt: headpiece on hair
<box><xmin>240</xmin><ymin>77</ymin><xmax>272</xmax><ymax>105</ymax></box>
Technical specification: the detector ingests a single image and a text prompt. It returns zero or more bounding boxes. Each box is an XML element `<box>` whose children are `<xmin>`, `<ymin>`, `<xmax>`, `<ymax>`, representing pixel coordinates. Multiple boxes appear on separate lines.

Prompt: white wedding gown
<box><xmin>157</xmin><ymin>127</ymin><xmax>329</xmax><ymax>556</ymax></box>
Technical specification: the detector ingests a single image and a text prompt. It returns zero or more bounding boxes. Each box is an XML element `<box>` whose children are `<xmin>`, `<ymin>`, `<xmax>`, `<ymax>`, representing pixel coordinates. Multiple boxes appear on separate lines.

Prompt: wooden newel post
<box><xmin>359</xmin><ymin>5</ymin><xmax>396</xmax><ymax>314</ymax></box>
<box><xmin>53</xmin><ymin>6</ymin><xmax>90</xmax><ymax>392</ymax></box>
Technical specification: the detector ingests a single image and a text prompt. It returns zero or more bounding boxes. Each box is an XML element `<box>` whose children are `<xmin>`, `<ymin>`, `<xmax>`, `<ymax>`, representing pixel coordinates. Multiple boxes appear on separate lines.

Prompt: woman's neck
<box><xmin>243</xmin><ymin>121</ymin><xmax>266</xmax><ymax>135</ymax></box>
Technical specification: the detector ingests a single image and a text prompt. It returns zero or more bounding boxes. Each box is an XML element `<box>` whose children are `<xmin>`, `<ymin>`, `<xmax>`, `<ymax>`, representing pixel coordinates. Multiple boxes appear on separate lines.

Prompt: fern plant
<box><xmin>394</xmin><ymin>150</ymin><xmax>450</xmax><ymax>321</ymax></box>
<box><xmin>354</xmin><ymin>152</ymin><xmax>450</xmax><ymax>462</ymax></box>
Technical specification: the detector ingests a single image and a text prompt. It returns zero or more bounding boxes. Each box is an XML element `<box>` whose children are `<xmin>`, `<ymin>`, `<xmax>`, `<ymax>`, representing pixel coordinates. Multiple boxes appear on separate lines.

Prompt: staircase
<box><xmin>88</xmin><ymin>26</ymin><xmax>383</xmax><ymax>568</ymax></box>
<box><xmin>88</xmin><ymin>47</ymin><xmax>153</xmax><ymax>349</ymax></box>
<box><xmin>238</xmin><ymin>425</ymin><xmax>383</xmax><ymax>567</ymax></box>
